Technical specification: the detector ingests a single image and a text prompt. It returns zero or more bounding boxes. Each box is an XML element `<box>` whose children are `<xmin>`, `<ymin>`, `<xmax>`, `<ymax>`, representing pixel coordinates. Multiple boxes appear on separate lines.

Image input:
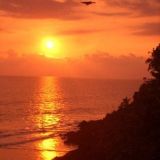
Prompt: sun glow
<box><xmin>41</xmin><ymin>37</ymin><xmax>60</xmax><ymax>58</ymax></box>
<box><xmin>46</xmin><ymin>40</ymin><xmax>54</xmax><ymax>49</ymax></box>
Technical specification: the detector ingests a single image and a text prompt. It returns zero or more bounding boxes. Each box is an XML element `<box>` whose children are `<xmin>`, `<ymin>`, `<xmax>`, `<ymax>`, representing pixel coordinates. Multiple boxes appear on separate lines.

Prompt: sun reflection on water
<box><xmin>40</xmin><ymin>138</ymin><xmax>58</xmax><ymax>160</ymax></box>
<box><xmin>35</xmin><ymin>77</ymin><xmax>62</xmax><ymax>160</ymax></box>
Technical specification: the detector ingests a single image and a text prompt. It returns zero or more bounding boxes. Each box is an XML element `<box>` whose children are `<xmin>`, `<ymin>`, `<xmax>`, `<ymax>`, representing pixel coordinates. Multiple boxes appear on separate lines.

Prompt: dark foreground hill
<box><xmin>54</xmin><ymin>44</ymin><xmax>160</xmax><ymax>160</ymax></box>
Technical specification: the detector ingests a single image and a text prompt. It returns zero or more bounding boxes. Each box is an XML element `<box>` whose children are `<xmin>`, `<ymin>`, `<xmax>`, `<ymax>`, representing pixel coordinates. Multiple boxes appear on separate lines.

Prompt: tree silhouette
<box><xmin>55</xmin><ymin>43</ymin><xmax>160</xmax><ymax>160</ymax></box>
<box><xmin>146</xmin><ymin>44</ymin><xmax>160</xmax><ymax>80</ymax></box>
<box><xmin>118</xmin><ymin>97</ymin><xmax>130</xmax><ymax>109</ymax></box>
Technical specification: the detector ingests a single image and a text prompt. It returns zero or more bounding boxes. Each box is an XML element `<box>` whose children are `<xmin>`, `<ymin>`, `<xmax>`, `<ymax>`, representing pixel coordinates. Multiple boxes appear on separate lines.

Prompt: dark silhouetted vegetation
<box><xmin>146</xmin><ymin>44</ymin><xmax>160</xmax><ymax>80</ymax></box>
<box><xmin>54</xmin><ymin>44</ymin><xmax>160</xmax><ymax>160</ymax></box>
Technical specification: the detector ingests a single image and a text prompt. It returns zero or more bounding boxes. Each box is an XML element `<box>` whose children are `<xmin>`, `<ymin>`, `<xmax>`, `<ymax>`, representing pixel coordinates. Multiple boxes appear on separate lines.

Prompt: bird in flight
<box><xmin>81</xmin><ymin>1</ymin><xmax>96</xmax><ymax>5</ymax></box>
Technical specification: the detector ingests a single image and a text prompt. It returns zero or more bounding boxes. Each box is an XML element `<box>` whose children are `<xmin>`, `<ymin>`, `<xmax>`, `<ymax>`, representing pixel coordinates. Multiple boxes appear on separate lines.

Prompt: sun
<box><xmin>45</xmin><ymin>40</ymin><xmax>54</xmax><ymax>49</ymax></box>
<box><xmin>41</xmin><ymin>38</ymin><xmax>58</xmax><ymax>58</ymax></box>
<box><xmin>39</xmin><ymin>37</ymin><xmax>64</xmax><ymax>58</ymax></box>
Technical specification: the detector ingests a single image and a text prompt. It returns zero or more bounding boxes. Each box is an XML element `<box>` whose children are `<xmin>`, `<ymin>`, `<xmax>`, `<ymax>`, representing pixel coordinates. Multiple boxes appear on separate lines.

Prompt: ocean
<box><xmin>0</xmin><ymin>76</ymin><xmax>141</xmax><ymax>160</ymax></box>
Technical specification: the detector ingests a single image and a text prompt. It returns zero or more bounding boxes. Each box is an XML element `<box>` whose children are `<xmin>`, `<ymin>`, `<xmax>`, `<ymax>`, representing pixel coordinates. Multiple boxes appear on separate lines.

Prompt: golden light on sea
<box><xmin>35</xmin><ymin>77</ymin><xmax>61</xmax><ymax>160</ymax></box>
<box><xmin>40</xmin><ymin>138</ymin><xmax>58</xmax><ymax>160</ymax></box>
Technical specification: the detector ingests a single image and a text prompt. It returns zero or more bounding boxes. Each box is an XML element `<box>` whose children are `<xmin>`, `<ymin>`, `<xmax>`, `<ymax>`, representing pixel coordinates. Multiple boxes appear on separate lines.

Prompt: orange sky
<box><xmin>0</xmin><ymin>0</ymin><xmax>159</xmax><ymax>78</ymax></box>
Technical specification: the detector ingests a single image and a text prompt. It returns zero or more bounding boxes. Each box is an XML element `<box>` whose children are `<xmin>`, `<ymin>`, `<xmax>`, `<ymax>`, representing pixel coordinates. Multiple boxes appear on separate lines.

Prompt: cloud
<box><xmin>0</xmin><ymin>0</ymin><xmax>82</xmax><ymax>20</ymax></box>
<box><xmin>0</xmin><ymin>27</ymin><xmax>11</xmax><ymax>33</ymax></box>
<box><xmin>79</xmin><ymin>53</ymin><xmax>148</xmax><ymax>79</ymax></box>
<box><xmin>0</xmin><ymin>28</ymin><xmax>4</xmax><ymax>31</ymax></box>
<box><xmin>133</xmin><ymin>22</ymin><xmax>160</xmax><ymax>36</ymax></box>
<box><xmin>1</xmin><ymin>0</ymin><xmax>159</xmax><ymax>20</ymax></box>
<box><xmin>92</xmin><ymin>11</ymin><xmax>132</xmax><ymax>17</ymax></box>
<box><xmin>0</xmin><ymin>51</ymin><xmax>149</xmax><ymax>79</ymax></box>
<box><xmin>105</xmin><ymin>0</ymin><xmax>160</xmax><ymax>17</ymax></box>
<box><xmin>58</xmin><ymin>29</ymin><xmax>106</xmax><ymax>36</ymax></box>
